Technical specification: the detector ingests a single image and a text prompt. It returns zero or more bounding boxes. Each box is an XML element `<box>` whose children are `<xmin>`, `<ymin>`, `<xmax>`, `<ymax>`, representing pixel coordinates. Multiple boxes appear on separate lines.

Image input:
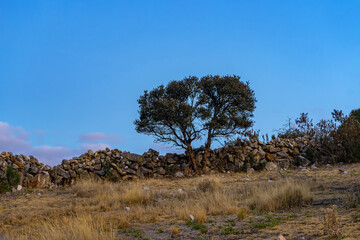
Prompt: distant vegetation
<box><xmin>278</xmin><ymin>108</ymin><xmax>360</xmax><ymax>163</ymax></box>
<box><xmin>135</xmin><ymin>75</ymin><xmax>256</xmax><ymax>171</ymax></box>
<box><xmin>0</xmin><ymin>166</ymin><xmax>20</xmax><ymax>193</ymax></box>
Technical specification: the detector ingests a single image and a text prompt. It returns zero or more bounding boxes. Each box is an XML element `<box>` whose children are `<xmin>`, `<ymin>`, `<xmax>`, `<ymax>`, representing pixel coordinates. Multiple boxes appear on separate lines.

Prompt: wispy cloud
<box><xmin>79</xmin><ymin>132</ymin><xmax>123</xmax><ymax>144</ymax></box>
<box><xmin>0</xmin><ymin>122</ymin><xmax>111</xmax><ymax>166</ymax></box>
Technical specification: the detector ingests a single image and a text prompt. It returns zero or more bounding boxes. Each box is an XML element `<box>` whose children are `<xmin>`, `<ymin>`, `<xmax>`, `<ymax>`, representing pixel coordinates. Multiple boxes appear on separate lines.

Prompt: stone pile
<box><xmin>0</xmin><ymin>137</ymin><xmax>313</xmax><ymax>188</ymax></box>
<box><xmin>0</xmin><ymin>152</ymin><xmax>52</xmax><ymax>188</ymax></box>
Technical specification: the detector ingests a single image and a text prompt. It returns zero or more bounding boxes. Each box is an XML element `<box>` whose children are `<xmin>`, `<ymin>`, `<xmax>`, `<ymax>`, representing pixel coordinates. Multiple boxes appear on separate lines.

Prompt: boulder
<box><xmin>265</xmin><ymin>162</ymin><xmax>278</xmax><ymax>171</ymax></box>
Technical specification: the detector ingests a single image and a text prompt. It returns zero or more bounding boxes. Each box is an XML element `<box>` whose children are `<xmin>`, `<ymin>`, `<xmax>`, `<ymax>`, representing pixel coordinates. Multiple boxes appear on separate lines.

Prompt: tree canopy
<box><xmin>134</xmin><ymin>75</ymin><xmax>256</xmax><ymax>171</ymax></box>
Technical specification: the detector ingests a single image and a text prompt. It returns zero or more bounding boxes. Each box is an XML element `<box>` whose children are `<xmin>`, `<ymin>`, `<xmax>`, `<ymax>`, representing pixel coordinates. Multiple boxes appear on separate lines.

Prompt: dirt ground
<box><xmin>1</xmin><ymin>163</ymin><xmax>360</xmax><ymax>240</ymax></box>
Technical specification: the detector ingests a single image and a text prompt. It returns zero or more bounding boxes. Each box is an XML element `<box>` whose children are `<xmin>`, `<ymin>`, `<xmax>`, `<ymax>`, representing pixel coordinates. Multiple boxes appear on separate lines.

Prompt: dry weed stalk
<box><xmin>322</xmin><ymin>205</ymin><xmax>338</xmax><ymax>237</ymax></box>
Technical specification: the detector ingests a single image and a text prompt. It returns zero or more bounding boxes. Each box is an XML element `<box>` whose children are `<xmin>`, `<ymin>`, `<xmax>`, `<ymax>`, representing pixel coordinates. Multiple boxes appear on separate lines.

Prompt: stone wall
<box><xmin>0</xmin><ymin>137</ymin><xmax>312</xmax><ymax>188</ymax></box>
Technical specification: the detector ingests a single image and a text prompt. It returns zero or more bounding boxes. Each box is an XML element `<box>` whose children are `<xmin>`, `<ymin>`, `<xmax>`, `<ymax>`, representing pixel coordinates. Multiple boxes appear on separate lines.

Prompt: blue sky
<box><xmin>1</xmin><ymin>1</ymin><xmax>359</xmax><ymax>165</ymax></box>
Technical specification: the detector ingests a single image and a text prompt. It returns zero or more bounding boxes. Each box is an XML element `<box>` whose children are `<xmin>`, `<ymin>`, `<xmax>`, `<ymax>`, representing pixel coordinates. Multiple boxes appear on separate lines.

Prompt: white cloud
<box><xmin>79</xmin><ymin>132</ymin><xmax>123</xmax><ymax>144</ymax></box>
<box><xmin>0</xmin><ymin>121</ymin><xmax>111</xmax><ymax>166</ymax></box>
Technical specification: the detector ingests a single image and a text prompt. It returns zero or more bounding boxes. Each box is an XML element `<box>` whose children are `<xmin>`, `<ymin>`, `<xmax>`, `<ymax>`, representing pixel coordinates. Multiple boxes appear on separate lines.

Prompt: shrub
<box><xmin>322</xmin><ymin>205</ymin><xmax>338</xmax><ymax>237</ymax></box>
<box><xmin>236</xmin><ymin>206</ymin><xmax>249</xmax><ymax>220</ymax></box>
<box><xmin>169</xmin><ymin>225</ymin><xmax>180</xmax><ymax>235</ymax></box>
<box><xmin>197</xmin><ymin>178</ymin><xmax>221</xmax><ymax>193</ymax></box>
<box><xmin>0</xmin><ymin>166</ymin><xmax>20</xmax><ymax>193</ymax></box>
<box><xmin>278</xmin><ymin>109</ymin><xmax>360</xmax><ymax>163</ymax></box>
<box><xmin>246</xmin><ymin>180</ymin><xmax>312</xmax><ymax>211</ymax></box>
<box><xmin>6</xmin><ymin>166</ymin><xmax>20</xmax><ymax>187</ymax></box>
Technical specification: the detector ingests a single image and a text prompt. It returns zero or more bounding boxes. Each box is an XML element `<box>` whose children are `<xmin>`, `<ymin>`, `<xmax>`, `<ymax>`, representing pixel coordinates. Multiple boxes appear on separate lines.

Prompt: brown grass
<box><xmin>246</xmin><ymin>180</ymin><xmax>313</xmax><ymax>211</ymax></box>
<box><xmin>4</xmin><ymin>214</ymin><xmax>115</xmax><ymax>240</ymax></box>
<box><xmin>169</xmin><ymin>225</ymin><xmax>180</xmax><ymax>235</ymax></box>
<box><xmin>6</xmin><ymin>164</ymin><xmax>360</xmax><ymax>239</ymax></box>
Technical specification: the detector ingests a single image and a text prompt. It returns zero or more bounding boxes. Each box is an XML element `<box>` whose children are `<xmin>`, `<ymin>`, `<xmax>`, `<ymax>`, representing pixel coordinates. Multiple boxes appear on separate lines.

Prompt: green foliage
<box><xmin>279</xmin><ymin>108</ymin><xmax>360</xmax><ymax>163</ymax></box>
<box><xmin>0</xmin><ymin>166</ymin><xmax>20</xmax><ymax>193</ymax></box>
<box><xmin>135</xmin><ymin>75</ymin><xmax>257</xmax><ymax>170</ymax></box>
<box><xmin>104</xmin><ymin>161</ymin><xmax>118</xmax><ymax>182</ymax></box>
<box><xmin>198</xmin><ymin>75</ymin><xmax>256</xmax><ymax>149</ymax></box>
<box><xmin>185</xmin><ymin>220</ymin><xmax>207</xmax><ymax>234</ymax></box>
<box><xmin>6</xmin><ymin>166</ymin><xmax>20</xmax><ymax>186</ymax></box>
<box><xmin>350</xmin><ymin>108</ymin><xmax>360</xmax><ymax>122</ymax></box>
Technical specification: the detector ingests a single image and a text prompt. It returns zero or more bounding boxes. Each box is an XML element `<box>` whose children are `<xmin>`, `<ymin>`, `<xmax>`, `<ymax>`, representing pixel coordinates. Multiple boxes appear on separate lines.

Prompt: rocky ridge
<box><xmin>0</xmin><ymin>137</ymin><xmax>314</xmax><ymax>188</ymax></box>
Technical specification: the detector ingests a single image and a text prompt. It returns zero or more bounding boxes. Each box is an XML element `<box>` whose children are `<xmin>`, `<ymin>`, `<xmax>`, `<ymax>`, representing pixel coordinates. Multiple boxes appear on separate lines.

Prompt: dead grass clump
<box><xmin>201</xmin><ymin>190</ymin><xmax>238</xmax><ymax>215</ymax></box>
<box><xmin>197</xmin><ymin>178</ymin><xmax>221</xmax><ymax>193</ymax></box>
<box><xmin>170</xmin><ymin>225</ymin><xmax>180</xmax><ymax>235</ymax></box>
<box><xmin>237</xmin><ymin>206</ymin><xmax>249</xmax><ymax>220</ymax></box>
<box><xmin>322</xmin><ymin>205</ymin><xmax>339</xmax><ymax>237</ymax></box>
<box><xmin>12</xmin><ymin>214</ymin><xmax>115</xmax><ymax>240</ymax></box>
<box><xmin>247</xmin><ymin>180</ymin><xmax>312</xmax><ymax>211</ymax></box>
<box><xmin>192</xmin><ymin>207</ymin><xmax>207</xmax><ymax>223</ymax></box>
<box><xmin>108</xmin><ymin>215</ymin><xmax>130</xmax><ymax>229</ymax></box>
<box><xmin>73</xmin><ymin>179</ymin><xmax>117</xmax><ymax>198</ymax></box>
<box><xmin>119</xmin><ymin>186</ymin><xmax>152</xmax><ymax>205</ymax></box>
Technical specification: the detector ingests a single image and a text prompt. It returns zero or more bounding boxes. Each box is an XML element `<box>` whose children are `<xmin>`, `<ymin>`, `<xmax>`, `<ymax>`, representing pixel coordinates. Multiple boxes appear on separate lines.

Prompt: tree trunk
<box><xmin>203</xmin><ymin>129</ymin><xmax>212</xmax><ymax>166</ymax></box>
<box><xmin>186</xmin><ymin>144</ymin><xmax>198</xmax><ymax>173</ymax></box>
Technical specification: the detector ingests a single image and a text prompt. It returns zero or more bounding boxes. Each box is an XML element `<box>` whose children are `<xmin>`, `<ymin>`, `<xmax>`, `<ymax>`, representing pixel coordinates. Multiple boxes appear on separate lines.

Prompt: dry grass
<box><xmin>2</xmin><ymin>164</ymin><xmax>360</xmax><ymax>239</ymax></box>
<box><xmin>322</xmin><ymin>205</ymin><xmax>339</xmax><ymax>237</ymax></box>
<box><xmin>237</xmin><ymin>206</ymin><xmax>249</xmax><ymax>220</ymax></box>
<box><xmin>169</xmin><ymin>225</ymin><xmax>180</xmax><ymax>235</ymax></box>
<box><xmin>197</xmin><ymin>178</ymin><xmax>221</xmax><ymax>193</ymax></box>
<box><xmin>246</xmin><ymin>180</ymin><xmax>313</xmax><ymax>211</ymax></box>
<box><xmin>4</xmin><ymin>214</ymin><xmax>115</xmax><ymax>240</ymax></box>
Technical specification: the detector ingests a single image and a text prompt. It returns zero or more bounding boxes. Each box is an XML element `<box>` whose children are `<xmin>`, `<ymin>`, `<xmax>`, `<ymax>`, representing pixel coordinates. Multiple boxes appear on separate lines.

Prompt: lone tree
<box><xmin>135</xmin><ymin>75</ymin><xmax>256</xmax><ymax>171</ymax></box>
<box><xmin>198</xmin><ymin>75</ymin><xmax>256</xmax><ymax>160</ymax></box>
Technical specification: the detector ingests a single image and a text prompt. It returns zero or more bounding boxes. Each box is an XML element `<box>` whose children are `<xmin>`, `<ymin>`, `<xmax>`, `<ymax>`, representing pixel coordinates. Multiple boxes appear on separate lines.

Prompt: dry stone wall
<box><xmin>0</xmin><ymin>137</ymin><xmax>313</xmax><ymax>188</ymax></box>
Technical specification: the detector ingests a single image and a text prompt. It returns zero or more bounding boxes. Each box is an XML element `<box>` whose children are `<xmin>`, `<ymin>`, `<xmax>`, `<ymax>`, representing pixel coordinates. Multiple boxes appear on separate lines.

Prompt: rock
<box><xmin>62</xmin><ymin>160</ymin><xmax>70</xmax><ymax>165</ymax></box>
<box><xmin>189</xmin><ymin>214</ymin><xmax>195</xmax><ymax>221</ymax></box>
<box><xmin>275</xmin><ymin>159</ymin><xmax>290</xmax><ymax>170</ymax></box>
<box><xmin>247</xmin><ymin>168</ymin><xmax>255</xmax><ymax>174</ymax></box>
<box><xmin>278</xmin><ymin>235</ymin><xmax>286</xmax><ymax>240</ymax></box>
<box><xmin>277</xmin><ymin>151</ymin><xmax>289</xmax><ymax>158</ymax></box>
<box><xmin>265</xmin><ymin>162</ymin><xmax>278</xmax><ymax>171</ymax></box>
<box><xmin>296</xmin><ymin>156</ymin><xmax>311</xmax><ymax>167</ymax></box>
<box><xmin>94</xmin><ymin>170</ymin><xmax>106</xmax><ymax>176</ymax></box>
<box><xmin>158</xmin><ymin>167</ymin><xmax>166</xmax><ymax>175</ymax></box>
<box><xmin>130</xmin><ymin>163</ymin><xmax>139</xmax><ymax>170</ymax></box>
<box><xmin>265</xmin><ymin>153</ymin><xmax>276</xmax><ymax>161</ymax></box>
<box><xmin>269</xmin><ymin>147</ymin><xmax>281</xmax><ymax>153</ymax></box>
<box><xmin>28</xmin><ymin>172</ymin><xmax>51</xmax><ymax>188</ymax></box>
<box><xmin>29</xmin><ymin>167</ymin><xmax>39</xmax><ymax>175</ymax></box>
<box><xmin>167</xmin><ymin>158</ymin><xmax>176</xmax><ymax>164</ymax></box>
<box><xmin>258</xmin><ymin>149</ymin><xmax>266</xmax><ymax>158</ymax></box>
<box><xmin>175</xmin><ymin>171</ymin><xmax>184</xmax><ymax>178</ymax></box>
<box><xmin>292</xmin><ymin>148</ymin><xmax>300</xmax><ymax>155</ymax></box>
<box><xmin>94</xmin><ymin>164</ymin><xmax>102</xmax><ymax>170</ymax></box>
<box><xmin>16</xmin><ymin>185</ymin><xmax>22</xmax><ymax>191</ymax></box>
<box><xmin>63</xmin><ymin>164</ymin><xmax>71</xmax><ymax>170</ymax></box>
<box><xmin>126</xmin><ymin>168</ymin><xmax>136</xmax><ymax>175</ymax></box>
<box><xmin>43</xmin><ymin>165</ymin><xmax>51</xmax><ymax>171</ymax></box>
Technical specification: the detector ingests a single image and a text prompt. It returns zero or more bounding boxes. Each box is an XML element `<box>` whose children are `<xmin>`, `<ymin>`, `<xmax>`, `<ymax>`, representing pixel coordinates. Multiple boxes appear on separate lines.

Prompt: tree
<box><xmin>134</xmin><ymin>76</ymin><xmax>202</xmax><ymax>171</ymax></box>
<box><xmin>350</xmin><ymin>108</ymin><xmax>360</xmax><ymax>122</ymax></box>
<box><xmin>197</xmin><ymin>75</ymin><xmax>256</xmax><ymax>160</ymax></box>
<box><xmin>135</xmin><ymin>75</ymin><xmax>256</xmax><ymax>172</ymax></box>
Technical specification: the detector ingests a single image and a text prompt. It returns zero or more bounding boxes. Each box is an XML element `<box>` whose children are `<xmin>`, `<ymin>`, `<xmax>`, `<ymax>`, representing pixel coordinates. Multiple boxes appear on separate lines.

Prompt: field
<box><xmin>0</xmin><ymin>164</ymin><xmax>360</xmax><ymax>240</ymax></box>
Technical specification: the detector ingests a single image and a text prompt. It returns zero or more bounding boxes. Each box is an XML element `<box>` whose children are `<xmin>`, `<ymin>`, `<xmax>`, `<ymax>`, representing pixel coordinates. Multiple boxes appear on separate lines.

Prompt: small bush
<box><xmin>237</xmin><ymin>206</ymin><xmax>249</xmax><ymax>220</ymax></box>
<box><xmin>246</xmin><ymin>180</ymin><xmax>312</xmax><ymax>211</ymax></box>
<box><xmin>169</xmin><ymin>225</ymin><xmax>180</xmax><ymax>235</ymax></box>
<box><xmin>0</xmin><ymin>166</ymin><xmax>20</xmax><ymax>193</ymax></box>
<box><xmin>322</xmin><ymin>205</ymin><xmax>338</xmax><ymax>237</ymax></box>
<box><xmin>197</xmin><ymin>178</ymin><xmax>221</xmax><ymax>193</ymax></box>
